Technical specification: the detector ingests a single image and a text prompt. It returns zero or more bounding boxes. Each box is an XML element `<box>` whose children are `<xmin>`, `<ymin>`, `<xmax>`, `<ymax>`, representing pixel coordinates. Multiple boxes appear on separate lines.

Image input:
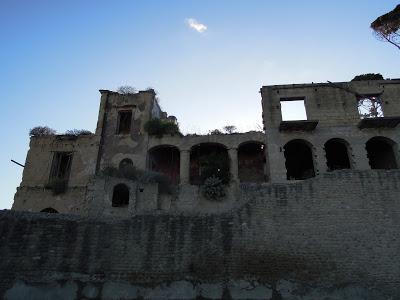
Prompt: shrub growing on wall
<box><xmin>144</xmin><ymin>118</ymin><xmax>180</xmax><ymax>138</ymax></box>
<box><xmin>351</xmin><ymin>73</ymin><xmax>384</xmax><ymax>81</ymax></box>
<box><xmin>209</xmin><ymin>129</ymin><xmax>223</xmax><ymax>135</ymax></box>
<box><xmin>29</xmin><ymin>126</ymin><xmax>56</xmax><ymax>136</ymax></box>
<box><xmin>201</xmin><ymin>175</ymin><xmax>226</xmax><ymax>200</ymax></box>
<box><xmin>65</xmin><ymin>129</ymin><xmax>92</xmax><ymax>136</ymax></box>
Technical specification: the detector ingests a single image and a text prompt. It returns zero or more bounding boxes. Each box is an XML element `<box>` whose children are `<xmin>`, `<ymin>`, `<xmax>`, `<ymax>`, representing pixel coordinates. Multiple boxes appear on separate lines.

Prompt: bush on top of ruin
<box><xmin>117</xmin><ymin>85</ymin><xmax>137</xmax><ymax>95</ymax></box>
<box><xmin>208</xmin><ymin>125</ymin><xmax>237</xmax><ymax>135</ymax></box>
<box><xmin>29</xmin><ymin>126</ymin><xmax>57</xmax><ymax>137</ymax></box>
<box><xmin>30</xmin><ymin>126</ymin><xmax>93</xmax><ymax>137</ymax></box>
<box><xmin>223</xmin><ymin>125</ymin><xmax>237</xmax><ymax>134</ymax></box>
<box><xmin>209</xmin><ymin>129</ymin><xmax>223</xmax><ymax>135</ymax></box>
<box><xmin>65</xmin><ymin>129</ymin><xmax>93</xmax><ymax>136</ymax></box>
<box><xmin>144</xmin><ymin>118</ymin><xmax>181</xmax><ymax>138</ymax></box>
<box><xmin>351</xmin><ymin>73</ymin><xmax>384</xmax><ymax>81</ymax></box>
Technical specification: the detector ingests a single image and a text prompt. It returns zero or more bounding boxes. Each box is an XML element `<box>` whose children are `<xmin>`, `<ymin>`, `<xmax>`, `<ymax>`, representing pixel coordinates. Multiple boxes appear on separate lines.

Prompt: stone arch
<box><xmin>324</xmin><ymin>138</ymin><xmax>351</xmax><ymax>171</ymax></box>
<box><xmin>284</xmin><ymin>139</ymin><xmax>315</xmax><ymax>180</ymax></box>
<box><xmin>237</xmin><ymin>141</ymin><xmax>266</xmax><ymax>182</ymax></box>
<box><xmin>112</xmin><ymin>184</ymin><xmax>129</xmax><ymax>207</ymax></box>
<box><xmin>40</xmin><ymin>207</ymin><xmax>58</xmax><ymax>213</ymax></box>
<box><xmin>366</xmin><ymin>136</ymin><xmax>398</xmax><ymax>169</ymax></box>
<box><xmin>190</xmin><ymin>143</ymin><xmax>230</xmax><ymax>185</ymax></box>
<box><xmin>119</xmin><ymin>158</ymin><xmax>133</xmax><ymax>170</ymax></box>
<box><xmin>148</xmin><ymin>145</ymin><xmax>180</xmax><ymax>184</ymax></box>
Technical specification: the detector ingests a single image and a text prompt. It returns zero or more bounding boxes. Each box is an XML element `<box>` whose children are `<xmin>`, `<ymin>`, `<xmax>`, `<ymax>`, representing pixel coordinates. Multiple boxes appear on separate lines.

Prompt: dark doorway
<box><xmin>366</xmin><ymin>137</ymin><xmax>398</xmax><ymax>169</ymax></box>
<box><xmin>112</xmin><ymin>184</ymin><xmax>129</xmax><ymax>207</ymax></box>
<box><xmin>148</xmin><ymin>146</ymin><xmax>180</xmax><ymax>185</ymax></box>
<box><xmin>284</xmin><ymin>139</ymin><xmax>315</xmax><ymax>180</ymax></box>
<box><xmin>325</xmin><ymin>139</ymin><xmax>351</xmax><ymax>171</ymax></box>
<box><xmin>238</xmin><ymin>142</ymin><xmax>266</xmax><ymax>182</ymax></box>
<box><xmin>190</xmin><ymin>143</ymin><xmax>230</xmax><ymax>185</ymax></box>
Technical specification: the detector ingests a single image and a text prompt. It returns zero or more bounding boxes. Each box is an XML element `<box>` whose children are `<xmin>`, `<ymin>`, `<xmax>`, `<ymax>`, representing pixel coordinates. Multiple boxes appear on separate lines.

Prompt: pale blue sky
<box><xmin>0</xmin><ymin>0</ymin><xmax>399</xmax><ymax>209</ymax></box>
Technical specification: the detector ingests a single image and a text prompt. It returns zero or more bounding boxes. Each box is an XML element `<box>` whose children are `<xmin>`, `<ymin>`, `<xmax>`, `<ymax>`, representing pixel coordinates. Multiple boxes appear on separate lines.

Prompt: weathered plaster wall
<box><xmin>2</xmin><ymin>170</ymin><xmax>400</xmax><ymax>299</ymax></box>
<box><xmin>12</xmin><ymin>135</ymin><xmax>99</xmax><ymax>214</ymax></box>
<box><xmin>86</xmin><ymin>176</ymin><xmax>159</xmax><ymax>217</ymax></box>
<box><xmin>261</xmin><ymin>80</ymin><xmax>400</xmax><ymax>182</ymax></box>
<box><xmin>261</xmin><ymin>80</ymin><xmax>400</xmax><ymax>128</ymax></box>
<box><xmin>12</xmin><ymin>186</ymin><xmax>88</xmax><ymax>215</ymax></box>
<box><xmin>20</xmin><ymin>135</ymin><xmax>99</xmax><ymax>187</ymax></box>
<box><xmin>97</xmin><ymin>90</ymin><xmax>156</xmax><ymax>172</ymax></box>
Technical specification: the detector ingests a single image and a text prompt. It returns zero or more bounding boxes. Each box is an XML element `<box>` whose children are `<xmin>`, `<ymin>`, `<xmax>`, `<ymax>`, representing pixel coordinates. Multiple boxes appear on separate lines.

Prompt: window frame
<box><xmin>49</xmin><ymin>151</ymin><xmax>73</xmax><ymax>183</ymax></box>
<box><xmin>116</xmin><ymin>110</ymin><xmax>133</xmax><ymax>135</ymax></box>
<box><xmin>279</xmin><ymin>96</ymin><xmax>308</xmax><ymax>121</ymax></box>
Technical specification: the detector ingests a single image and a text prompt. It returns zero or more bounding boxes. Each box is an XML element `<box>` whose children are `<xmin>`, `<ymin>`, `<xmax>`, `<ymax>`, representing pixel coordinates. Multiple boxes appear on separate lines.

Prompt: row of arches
<box><xmin>147</xmin><ymin>141</ymin><xmax>266</xmax><ymax>185</ymax></box>
<box><xmin>284</xmin><ymin>136</ymin><xmax>398</xmax><ymax>180</ymax></box>
<box><xmin>107</xmin><ymin>136</ymin><xmax>398</xmax><ymax>208</ymax></box>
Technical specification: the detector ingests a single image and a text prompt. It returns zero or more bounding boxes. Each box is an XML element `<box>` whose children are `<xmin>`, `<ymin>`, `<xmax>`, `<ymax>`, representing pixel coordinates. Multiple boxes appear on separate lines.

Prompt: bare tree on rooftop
<box><xmin>117</xmin><ymin>85</ymin><xmax>137</xmax><ymax>94</ymax></box>
<box><xmin>371</xmin><ymin>4</ymin><xmax>400</xmax><ymax>50</ymax></box>
<box><xmin>223</xmin><ymin>125</ymin><xmax>237</xmax><ymax>134</ymax></box>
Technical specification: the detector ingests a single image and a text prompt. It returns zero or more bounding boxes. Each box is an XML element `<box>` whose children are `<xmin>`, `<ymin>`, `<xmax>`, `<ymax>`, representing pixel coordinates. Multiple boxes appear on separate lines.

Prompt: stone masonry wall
<box><xmin>1</xmin><ymin>170</ymin><xmax>400</xmax><ymax>299</ymax></box>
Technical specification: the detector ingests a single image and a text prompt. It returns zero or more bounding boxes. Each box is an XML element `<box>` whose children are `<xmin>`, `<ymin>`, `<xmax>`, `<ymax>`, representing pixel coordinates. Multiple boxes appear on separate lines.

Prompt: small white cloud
<box><xmin>185</xmin><ymin>18</ymin><xmax>207</xmax><ymax>33</ymax></box>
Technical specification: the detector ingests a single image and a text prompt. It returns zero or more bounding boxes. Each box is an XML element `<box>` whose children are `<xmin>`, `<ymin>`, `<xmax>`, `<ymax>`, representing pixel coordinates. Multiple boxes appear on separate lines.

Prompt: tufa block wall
<box><xmin>1</xmin><ymin>170</ymin><xmax>400</xmax><ymax>299</ymax></box>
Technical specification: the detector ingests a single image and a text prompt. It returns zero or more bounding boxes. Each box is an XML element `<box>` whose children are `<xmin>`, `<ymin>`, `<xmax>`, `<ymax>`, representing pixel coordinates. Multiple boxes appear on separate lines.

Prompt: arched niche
<box><xmin>366</xmin><ymin>137</ymin><xmax>398</xmax><ymax>169</ymax></box>
<box><xmin>284</xmin><ymin>139</ymin><xmax>315</xmax><ymax>180</ymax></box>
<box><xmin>190</xmin><ymin>143</ymin><xmax>230</xmax><ymax>185</ymax></box>
<box><xmin>325</xmin><ymin>138</ymin><xmax>351</xmax><ymax>171</ymax></box>
<box><xmin>238</xmin><ymin>141</ymin><xmax>266</xmax><ymax>182</ymax></box>
<box><xmin>147</xmin><ymin>145</ymin><xmax>180</xmax><ymax>185</ymax></box>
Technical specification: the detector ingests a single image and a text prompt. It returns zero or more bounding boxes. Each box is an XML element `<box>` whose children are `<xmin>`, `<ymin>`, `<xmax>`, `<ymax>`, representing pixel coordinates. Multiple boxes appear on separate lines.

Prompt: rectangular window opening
<box><xmin>280</xmin><ymin>98</ymin><xmax>307</xmax><ymax>121</ymax></box>
<box><xmin>357</xmin><ymin>95</ymin><xmax>383</xmax><ymax>119</ymax></box>
<box><xmin>117</xmin><ymin>111</ymin><xmax>132</xmax><ymax>134</ymax></box>
<box><xmin>49</xmin><ymin>152</ymin><xmax>73</xmax><ymax>181</ymax></box>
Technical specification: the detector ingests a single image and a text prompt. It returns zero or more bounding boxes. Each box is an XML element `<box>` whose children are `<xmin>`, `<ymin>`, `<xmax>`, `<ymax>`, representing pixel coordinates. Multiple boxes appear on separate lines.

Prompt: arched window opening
<box><xmin>284</xmin><ymin>140</ymin><xmax>315</xmax><ymax>180</ymax></box>
<box><xmin>119</xmin><ymin>158</ymin><xmax>133</xmax><ymax>171</ymax></box>
<box><xmin>238</xmin><ymin>142</ymin><xmax>266</xmax><ymax>182</ymax></box>
<box><xmin>40</xmin><ymin>207</ymin><xmax>58</xmax><ymax>213</ymax></box>
<box><xmin>190</xmin><ymin>143</ymin><xmax>230</xmax><ymax>185</ymax></box>
<box><xmin>366</xmin><ymin>137</ymin><xmax>398</xmax><ymax>169</ymax></box>
<box><xmin>148</xmin><ymin>146</ymin><xmax>180</xmax><ymax>185</ymax></box>
<box><xmin>325</xmin><ymin>139</ymin><xmax>351</xmax><ymax>171</ymax></box>
<box><xmin>112</xmin><ymin>184</ymin><xmax>129</xmax><ymax>207</ymax></box>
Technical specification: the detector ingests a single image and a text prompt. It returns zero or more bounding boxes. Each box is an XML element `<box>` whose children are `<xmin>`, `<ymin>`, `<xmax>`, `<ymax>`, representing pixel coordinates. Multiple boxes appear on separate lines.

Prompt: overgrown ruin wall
<box><xmin>1</xmin><ymin>170</ymin><xmax>400</xmax><ymax>299</ymax></box>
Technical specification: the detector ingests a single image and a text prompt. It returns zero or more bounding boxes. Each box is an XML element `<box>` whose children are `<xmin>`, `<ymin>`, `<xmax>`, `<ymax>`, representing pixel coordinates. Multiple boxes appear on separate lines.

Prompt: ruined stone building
<box><xmin>12</xmin><ymin>79</ymin><xmax>400</xmax><ymax>216</ymax></box>
<box><xmin>3</xmin><ymin>79</ymin><xmax>400</xmax><ymax>299</ymax></box>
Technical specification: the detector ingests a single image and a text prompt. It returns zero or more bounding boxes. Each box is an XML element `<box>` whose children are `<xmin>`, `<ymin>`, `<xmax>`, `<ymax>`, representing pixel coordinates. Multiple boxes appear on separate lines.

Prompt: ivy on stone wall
<box><xmin>201</xmin><ymin>175</ymin><xmax>226</xmax><ymax>200</ymax></box>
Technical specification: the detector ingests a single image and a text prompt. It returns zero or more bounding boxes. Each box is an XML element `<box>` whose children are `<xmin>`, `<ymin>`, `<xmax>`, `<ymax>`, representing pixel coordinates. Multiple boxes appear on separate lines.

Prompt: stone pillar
<box><xmin>314</xmin><ymin>145</ymin><xmax>328</xmax><ymax>175</ymax></box>
<box><xmin>266</xmin><ymin>143</ymin><xmax>287</xmax><ymax>182</ymax></box>
<box><xmin>351</xmin><ymin>143</ymin><xmax>371</xmax><ymax>170</ymax></box>
<box><xmin>228</xmin><ymin>148</ymin><xmax>239</xmax><ymax>182</ymax></box>
<box><xmin>180</xmin><ymin>150</ymin><xmax>190</xmax><ymax>184</ymax></box>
